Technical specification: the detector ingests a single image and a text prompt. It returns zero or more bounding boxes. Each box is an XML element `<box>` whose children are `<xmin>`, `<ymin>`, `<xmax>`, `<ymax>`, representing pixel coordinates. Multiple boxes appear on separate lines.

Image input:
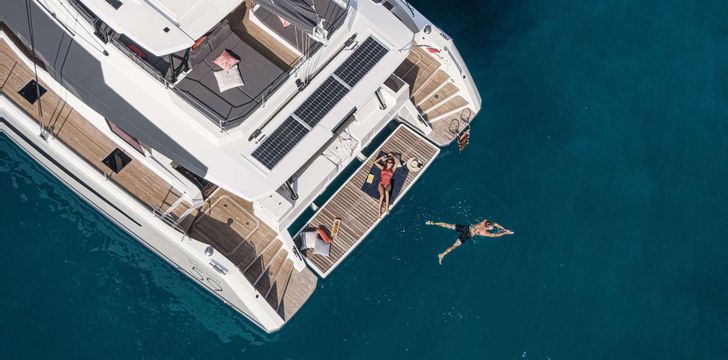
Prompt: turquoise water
<box><xmin>2</xmin><ymin>0</ymin><xmax>727</xmax><ymax>358</ymax></box>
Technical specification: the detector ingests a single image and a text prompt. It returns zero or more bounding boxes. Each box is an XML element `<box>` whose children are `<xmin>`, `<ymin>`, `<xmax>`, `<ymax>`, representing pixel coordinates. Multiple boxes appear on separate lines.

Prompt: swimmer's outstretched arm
<box><xmin>492</xmin><ymin>223</ymin><xmax>514</xmax><ymax>235</ymax></box>
<box><xmin>483</xmin><ymin>228</ymin><xmax>514</xmax><ymax>237</ymax></box>
<box><xmin>425</xmin><ymin>221</ymin><xmax>456</xmax><ymax>230</ymax></box>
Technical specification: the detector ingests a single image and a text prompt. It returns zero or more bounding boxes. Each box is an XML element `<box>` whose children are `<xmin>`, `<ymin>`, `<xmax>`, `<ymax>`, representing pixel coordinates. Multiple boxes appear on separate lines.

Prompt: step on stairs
<box><xmin>394</xmin><ymin>47</ymin><xmax>442</xmax><ymax>96</ymax></box>
<box><xmin>417</xmin><ymin>82</ymin><xmax>459</xmax><ymax>113</ymax></box>
<box><xmin>411</xmin><ymin>69</ymin><xmax>449</xmax><ymax>105</ymax></box>
<box><xmin>427</xmin><ymin>107</ymin><xmax>475</xmax><ymax>146</ymax></box>
<box><xmin>394</xmin><ymin>47</ymin><xmax>474</xmax><ymax>145</ymax></box>
<box><xmin>243</xmin><ymin>239</ymin><xmax>317</xmax><ymax>321</ymax></box>
<box><xmin>422</xmin><ymin>95</ymin><xmax>469</xmax><ymax>121</ymax></box>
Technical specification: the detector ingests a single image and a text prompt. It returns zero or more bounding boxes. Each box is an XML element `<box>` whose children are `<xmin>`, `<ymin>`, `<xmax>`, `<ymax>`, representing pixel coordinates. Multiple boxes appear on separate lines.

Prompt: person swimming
<box><xmin>375</xmin><ymin>153</ymin><xmax>400</xmax><ymax>217</ymax></box>
<box><xmin>425</xmin><ymin>219</ymin><xmax>514</xmax><ymax>265</ymax></box>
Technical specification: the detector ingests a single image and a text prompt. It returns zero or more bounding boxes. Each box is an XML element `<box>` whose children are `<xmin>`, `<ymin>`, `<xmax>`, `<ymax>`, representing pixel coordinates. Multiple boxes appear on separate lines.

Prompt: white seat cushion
<box><xmin>214</xmin><ymin>65</ymin><xmax>244</xmax><ymax>92</ymax></box>
<box><xmin>300</xmin><ymin>231</ymin><xmax>330</xmax><ymax>257</ymax></box>
<box><xmin>313</xmin><ymin>236</ymin><xmax>331</xmax><ymax>257</ymax></box>
<box><xmin>301</xmin><ymin>231</ymin><xmax>318</xmax><ymax>250</ymax></box>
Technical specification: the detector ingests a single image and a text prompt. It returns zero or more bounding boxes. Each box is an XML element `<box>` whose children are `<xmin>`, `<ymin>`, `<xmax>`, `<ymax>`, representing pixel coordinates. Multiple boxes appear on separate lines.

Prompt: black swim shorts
<box><xmin>455</xmin><ymin>224</ymin><xmax>472</xmax><ymax>242</ymax></box>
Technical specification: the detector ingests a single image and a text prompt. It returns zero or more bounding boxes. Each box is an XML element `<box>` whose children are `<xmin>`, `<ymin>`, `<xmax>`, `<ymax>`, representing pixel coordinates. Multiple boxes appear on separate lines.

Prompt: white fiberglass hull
<box><xmin>0</xmin><ymin>102</ymin><xmax>282</xmax><ymax>333</ymax></box>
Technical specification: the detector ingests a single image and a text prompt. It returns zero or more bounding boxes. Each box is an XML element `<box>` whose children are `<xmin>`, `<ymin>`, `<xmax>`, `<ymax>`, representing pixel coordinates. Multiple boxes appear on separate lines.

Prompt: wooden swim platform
<box><xmin>299</xmin><ymin>125</ymin><xmax>439</xmax><ymax>277</ymax></box>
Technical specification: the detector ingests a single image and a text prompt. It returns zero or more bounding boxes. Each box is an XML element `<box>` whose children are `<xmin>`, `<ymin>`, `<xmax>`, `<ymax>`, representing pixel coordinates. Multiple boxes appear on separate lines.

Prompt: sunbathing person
<box><xmin>425</xmin><ymin>219</ymin><xmax>514</xmax><ymax>265</ymax></box>
<box><xmin>374</xmin><ymin>153</ymin><xmax>400</xmax><ymax>217</ymax></box>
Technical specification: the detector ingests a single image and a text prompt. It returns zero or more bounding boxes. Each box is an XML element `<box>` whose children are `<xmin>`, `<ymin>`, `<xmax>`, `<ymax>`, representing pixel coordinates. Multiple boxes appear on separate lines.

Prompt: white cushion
<box><xmin>301</xmin><ymin>231</ymin><xmax>318</xmax><ymax>250</ymax></box>
<box><xmin>313</xmin><ymin>236</ymin><xmax>330</xmax><ymax>257</ymax></box>
<box><xmin>214</xmin><ymin>65</ymin><xmax>244</xmax><ymax>92</ymax></box>
<box><xmin>300</xmin><ymin>231</ymin><xmax>330</xmax><ymax>257</ymax></box>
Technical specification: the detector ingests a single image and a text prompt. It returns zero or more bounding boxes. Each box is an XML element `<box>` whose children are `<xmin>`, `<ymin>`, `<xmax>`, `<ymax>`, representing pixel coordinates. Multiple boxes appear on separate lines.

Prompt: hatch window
<box><xmin>102</xmin><ymin>148</ymin><xmax>132</xmax><ymax>174</ymax></box>
<box><xmin>18</xmin><ymin>80</ymin><xmax>46</xmax><ymax>104</ymax></box>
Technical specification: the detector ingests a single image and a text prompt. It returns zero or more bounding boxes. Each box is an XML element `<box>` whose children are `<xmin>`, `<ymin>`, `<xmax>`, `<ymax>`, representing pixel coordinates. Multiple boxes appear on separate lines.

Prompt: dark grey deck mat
<box><xmin>175</xmin><ymin>23</ymin><xmax>288</xmax><ymax>126</ymax></box>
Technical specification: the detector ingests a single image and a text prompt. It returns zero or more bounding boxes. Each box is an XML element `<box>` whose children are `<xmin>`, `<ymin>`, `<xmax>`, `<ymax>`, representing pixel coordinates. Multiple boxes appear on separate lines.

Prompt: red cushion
<box><xmin>316</xmin><ymin>227</ymin><xmax>333</xmax><ymax>244</ymax></box>
<box><xmin>212</xmin><ymin>50</ymin><xmax>240</xmax><ymax>71</ymax></box>
<box><xmin>191</xmin><ymin>35</ymin><xmax>207</xmax><ymax>50</ymax></box>
<box><xmin>126</xmin><ymin>44</ymin><xmax>145</xmax><ymax>59</ymax></box>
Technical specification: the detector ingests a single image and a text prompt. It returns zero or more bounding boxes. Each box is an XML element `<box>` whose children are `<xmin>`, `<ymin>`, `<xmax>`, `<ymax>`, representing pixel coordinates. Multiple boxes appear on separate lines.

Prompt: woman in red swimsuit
<box><xmin>375</xmin><ymin>153</ymin><xmax>399</xmax><ymax>218</ymax></box>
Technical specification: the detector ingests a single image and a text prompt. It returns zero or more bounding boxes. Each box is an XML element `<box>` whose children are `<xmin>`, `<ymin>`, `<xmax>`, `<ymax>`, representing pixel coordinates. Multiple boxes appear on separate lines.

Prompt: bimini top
<box><xmin>79</xmin><ymin>0</ymin><xmax>244</xmax><ymax>55</ymax></box>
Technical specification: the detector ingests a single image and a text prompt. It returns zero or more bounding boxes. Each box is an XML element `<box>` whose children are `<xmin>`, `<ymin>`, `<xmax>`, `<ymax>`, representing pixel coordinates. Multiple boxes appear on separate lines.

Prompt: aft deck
<box><xmin>299</xmin><ymin>125</ymin><xmax>439</xmax><ymax>277</ymax></box>
<box><xmin>179</xmin><ymin>188</ymin><xmax>317</xmax><ymax>320</ymax></box>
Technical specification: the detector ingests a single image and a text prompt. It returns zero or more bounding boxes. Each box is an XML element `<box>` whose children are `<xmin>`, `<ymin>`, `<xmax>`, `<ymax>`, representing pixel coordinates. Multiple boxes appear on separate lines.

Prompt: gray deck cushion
<box><xmin>255</xmin><ymin>6</ymin><xmax>302</xmax><ymax>51</ymax></box>
<box><xmin>214</xmin><ymin>33</ymin><xmax>287</xmax><ymax>100</ymax></box>
<box><xmin>187</xmin><ymin>21</ymin><xmax>235</xmax><ymax>69</ymax></box>
<box><xmin>313</xmin><ymin>0</ymin><xmax>347</xmax><ymax>26</ymax></box>
<box><xmin>175</xmin><ymin>25</ymin><xmax>288</xmax><ymax>125</ymax></box>
<box><xmin>176</xmin><ymin>61</ymin><xmax>258</xmax><ymax>121</ymax></box>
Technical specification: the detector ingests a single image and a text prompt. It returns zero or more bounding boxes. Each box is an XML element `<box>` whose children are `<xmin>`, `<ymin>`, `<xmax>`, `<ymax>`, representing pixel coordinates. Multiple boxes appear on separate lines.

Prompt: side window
<box><xmin>106</xmin><ymin>119</ymin><xmax>144</xmax><ymax>155</ymax></box>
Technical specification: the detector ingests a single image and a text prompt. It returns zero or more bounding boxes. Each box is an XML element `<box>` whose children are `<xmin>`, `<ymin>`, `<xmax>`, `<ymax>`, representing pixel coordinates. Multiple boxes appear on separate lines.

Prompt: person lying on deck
<box><xmin>425</xmin><ymin>219</ymin><xmax>514</xmax><ymax>265</ymax></box>
<box><xmin>375</xmin><ymin>153</ymin><xmax>401</xmax><ymax>218</ymax></box>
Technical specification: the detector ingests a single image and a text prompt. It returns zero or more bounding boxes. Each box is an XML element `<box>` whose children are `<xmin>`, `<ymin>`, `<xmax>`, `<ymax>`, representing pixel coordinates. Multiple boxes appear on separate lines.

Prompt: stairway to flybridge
<box><xmin>394</xmin><ymin>47</ymin><xmax>474</xmax><ymax>146</ymax></box>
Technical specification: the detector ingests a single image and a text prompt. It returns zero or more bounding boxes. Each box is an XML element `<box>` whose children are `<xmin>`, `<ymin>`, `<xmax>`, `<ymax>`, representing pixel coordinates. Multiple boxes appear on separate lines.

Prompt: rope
<box><xmin>25</xmin><ymin>0</ymin><xmax>44</xmax><ymax>131</ymax></box>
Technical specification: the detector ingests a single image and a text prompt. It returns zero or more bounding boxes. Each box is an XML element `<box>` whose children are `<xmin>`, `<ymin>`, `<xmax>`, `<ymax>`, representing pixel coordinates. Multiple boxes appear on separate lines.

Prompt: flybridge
<box><xmin>252</xmin><ymin>37</ymin><xmax>388</xmax><ymax>169</ymax></box>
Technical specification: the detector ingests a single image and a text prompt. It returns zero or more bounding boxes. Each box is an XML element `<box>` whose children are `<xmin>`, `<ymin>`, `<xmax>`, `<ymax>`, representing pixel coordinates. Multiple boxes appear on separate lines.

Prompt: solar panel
<box><xmin>335</xmin><ymin>37</ymin><xmax>388</xmax><ymax>87</ymax></box>
<box><xmin>294</xmin><ymin>76</ymin><xmax>349</xmax><ymax>127</ymax></box>
<box><xmin>252</xmin><ymin>117</ymin><xmax>310</xmax><ymax>169</ymax></box>
<box><xmin>252</xmin><ymin>37</ymin><xmax>389</xmax><ymax>169</ymax></box>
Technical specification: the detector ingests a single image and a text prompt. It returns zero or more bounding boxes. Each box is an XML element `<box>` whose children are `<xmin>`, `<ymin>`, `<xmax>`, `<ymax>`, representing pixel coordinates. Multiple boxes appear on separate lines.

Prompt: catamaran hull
<box><xmin>0</xmin><ymin>105</ymin><xmax>282</xmax><ymax>333</ymax></box>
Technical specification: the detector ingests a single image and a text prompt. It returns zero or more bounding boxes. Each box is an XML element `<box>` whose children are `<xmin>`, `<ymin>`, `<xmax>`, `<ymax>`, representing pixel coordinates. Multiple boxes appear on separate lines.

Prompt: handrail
<box><xmin>398</xmin><ymin>0</ymin><xmax>416</xmax><ymax>17</ymax></box>
<box><xmin>152</xmin><ymin>208</ymin><xmax>189</xmax><ymax>241</ymax></box>
<box><xmin>109</xmin><ymin>38</ymin><xmax>170</xmax><ymax>85</ymax></box>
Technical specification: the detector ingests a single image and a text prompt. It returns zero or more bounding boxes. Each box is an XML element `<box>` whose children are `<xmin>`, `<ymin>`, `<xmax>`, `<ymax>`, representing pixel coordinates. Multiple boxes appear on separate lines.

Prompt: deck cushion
<box><xmin>214</xmin><ymin>66</ymin><xmax>245</xmax><ymax>92</ymax></box>
<box><xmin>360</xmin><ymin>151</ymin><xmax>409</xmax><ymax>201</ymax></box>
<box><xmin>301</xmin><ymin>231</ymin><xmax>330</xmax><ymax>256</ymax></box>
<box><xmin>175</xmin><ymin>21</ymin><xmax>288</xmax><ymax>125</ymax></box>
<box><xmin>212</xmin><ymin>49</ymin><xmax>240</xmax><ymax>71</ymax></box>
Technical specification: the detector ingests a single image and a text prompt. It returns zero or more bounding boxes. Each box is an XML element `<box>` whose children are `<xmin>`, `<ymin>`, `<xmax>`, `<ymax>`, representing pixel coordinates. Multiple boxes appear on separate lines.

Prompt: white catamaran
<box><xmin>0</xmin><ymin>0</ymin><xmax>480</xmax><ymax>332</ymax></box>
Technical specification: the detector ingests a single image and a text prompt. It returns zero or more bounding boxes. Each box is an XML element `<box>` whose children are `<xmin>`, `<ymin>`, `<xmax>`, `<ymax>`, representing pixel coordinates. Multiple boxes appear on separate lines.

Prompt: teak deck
<box><xmin>180</xmin><ymin>188</ymin><xmax>317</xmax><ymax>320</ymax></box>
<box><xmin>300</xmin><ymin>125</ymin><xmax>439</xmax><ymax>277</ymax></box>
<box><xmin>0</xmin><ymin>38</ymin><xmax>189</xmax><ymax>219</ymax></box>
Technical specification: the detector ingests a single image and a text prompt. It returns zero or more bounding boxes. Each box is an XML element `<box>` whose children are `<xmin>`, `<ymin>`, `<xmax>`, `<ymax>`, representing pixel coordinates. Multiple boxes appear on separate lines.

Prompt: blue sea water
<box><xmin>2</xmin><ymin>0</ymin><xmax>727</xmax><ymax>358</ymax></box>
